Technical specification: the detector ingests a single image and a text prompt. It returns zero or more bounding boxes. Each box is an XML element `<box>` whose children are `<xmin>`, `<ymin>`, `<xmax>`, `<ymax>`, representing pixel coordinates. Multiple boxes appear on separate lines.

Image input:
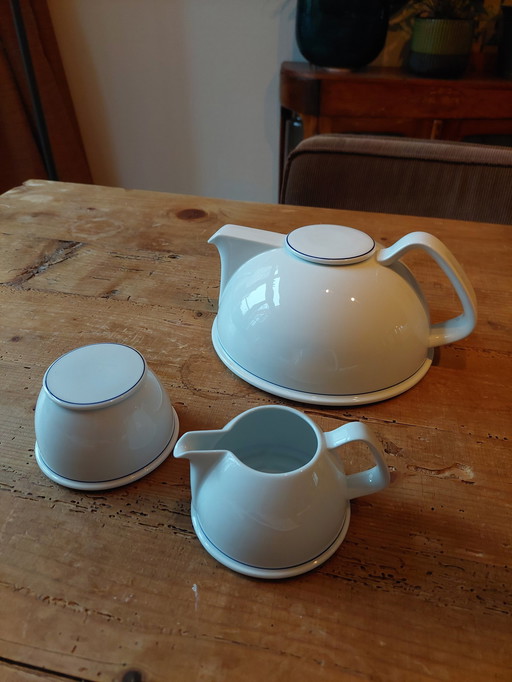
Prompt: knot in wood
<box><xmin>176</xmin><ymin>208</ymin><xmax>207</xmax><ymax>221</ymax></box>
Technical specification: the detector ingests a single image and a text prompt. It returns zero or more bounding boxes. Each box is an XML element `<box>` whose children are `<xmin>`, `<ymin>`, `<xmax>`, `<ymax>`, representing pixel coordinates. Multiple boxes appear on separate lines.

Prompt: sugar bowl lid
<box><xmin>44</xmin><ymin>343</ymin><xmax>146</xmax><ymax>408</ymax></box>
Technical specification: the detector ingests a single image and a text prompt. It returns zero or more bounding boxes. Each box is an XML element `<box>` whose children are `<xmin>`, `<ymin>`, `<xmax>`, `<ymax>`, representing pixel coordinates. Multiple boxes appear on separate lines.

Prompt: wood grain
<box><xmin>0</xmin><ymin>180</ymin><xmax>510</xmax><ymax>681</ymax></box>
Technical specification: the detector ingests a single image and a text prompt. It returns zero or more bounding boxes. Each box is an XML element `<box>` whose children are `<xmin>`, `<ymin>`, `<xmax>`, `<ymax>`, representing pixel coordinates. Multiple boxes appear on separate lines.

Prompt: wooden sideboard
<box><xmin>280</xmin><ymin>61</ymin><xmax>512</xmax><ymax>180</ymax></box>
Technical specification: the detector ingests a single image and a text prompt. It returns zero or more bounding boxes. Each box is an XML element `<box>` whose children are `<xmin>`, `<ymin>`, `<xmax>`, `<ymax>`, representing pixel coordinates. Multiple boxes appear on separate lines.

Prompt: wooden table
<box><xmin>1</xmin><ymin>180</ymin><xmax>510</xmax><ymax>682</ymax></box>
<box><xmin>280</xmin><ymin>62</ymin><xmax>512</xmax><ymax>182</ymax></box>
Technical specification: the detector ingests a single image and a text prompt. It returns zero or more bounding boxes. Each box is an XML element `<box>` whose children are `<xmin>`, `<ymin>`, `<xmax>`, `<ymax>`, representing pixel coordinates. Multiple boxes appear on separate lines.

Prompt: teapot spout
<box><xmin>208</xmin><ymin>224</ymin><xmax>284</xmax><ymax>298</ymax></box>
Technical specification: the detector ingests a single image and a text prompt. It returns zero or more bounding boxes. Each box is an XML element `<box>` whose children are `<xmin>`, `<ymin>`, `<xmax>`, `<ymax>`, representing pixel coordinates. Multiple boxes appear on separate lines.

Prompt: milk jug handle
<box><xmin>325</xmin><ymin>421</ymin><xmax>390</xmax><ymax>500</ymax></box>
<box><xmin>377</xmin><ymin>231</ymin><xmax>477</xmax><ymax>347</ymax></box>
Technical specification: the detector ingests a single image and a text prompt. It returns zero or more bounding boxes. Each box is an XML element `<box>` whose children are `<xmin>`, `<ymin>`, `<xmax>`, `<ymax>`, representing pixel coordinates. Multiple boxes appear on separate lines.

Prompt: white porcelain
<box><xmin>35</xmin><ymin>343</ymin><xmax>179</xmax><ymax>490</ymax></box>
<box><xmin>174</xmin><ymin>405</ymin><xmax>390</xmax><ymax>577</ymax></box>
<box><xmin>209</xmin><ymin>224</ymin><xmax>477</xmax><ymax>405</ymax></box>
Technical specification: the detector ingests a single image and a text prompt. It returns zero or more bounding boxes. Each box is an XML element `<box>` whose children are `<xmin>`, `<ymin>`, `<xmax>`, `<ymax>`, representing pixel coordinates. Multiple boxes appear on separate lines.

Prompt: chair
<box><xmin>280</xmin><ymin>134</ymin><xmax>512</xmax><ymax>225</ymax></box>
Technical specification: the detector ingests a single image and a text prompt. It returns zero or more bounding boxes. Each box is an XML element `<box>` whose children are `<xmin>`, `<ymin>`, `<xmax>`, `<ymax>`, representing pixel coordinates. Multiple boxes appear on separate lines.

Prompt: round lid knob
<box><xmin>285</xmin><ymin>224</ymin><xmax>375</xmax><ymax>265</ymax></box>
<box><xmin>44</xmin><ymin>343</ymin><xmax>146</xmax><ymax>407</ymax></box>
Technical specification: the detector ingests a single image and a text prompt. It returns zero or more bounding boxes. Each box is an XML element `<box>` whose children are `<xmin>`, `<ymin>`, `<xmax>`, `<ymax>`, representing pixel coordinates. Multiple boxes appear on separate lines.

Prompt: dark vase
<box><xmin>296</xmin><ymin>0</ymin><xmax>390</xmax><ymax>69</ymax></box>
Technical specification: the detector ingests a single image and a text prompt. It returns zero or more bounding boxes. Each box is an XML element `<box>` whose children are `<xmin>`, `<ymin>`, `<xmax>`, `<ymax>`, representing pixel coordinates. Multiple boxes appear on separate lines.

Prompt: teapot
<box><xmin>174</xmin><ymin>405</ymin><xmax>390</xmax><ymax>578</ymax></box>
<box><xmin>209</xmin><ymin>223</ymin><xmax>477</xmax><ymax>405</ymax></box>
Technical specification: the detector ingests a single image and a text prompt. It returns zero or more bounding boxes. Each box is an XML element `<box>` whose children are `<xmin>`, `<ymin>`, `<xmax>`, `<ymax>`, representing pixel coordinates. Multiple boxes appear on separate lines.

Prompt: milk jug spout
<box><xmin>173</xmin><ymin>430</ymin><xmax>228</xmax><ymax>495</ymax></box>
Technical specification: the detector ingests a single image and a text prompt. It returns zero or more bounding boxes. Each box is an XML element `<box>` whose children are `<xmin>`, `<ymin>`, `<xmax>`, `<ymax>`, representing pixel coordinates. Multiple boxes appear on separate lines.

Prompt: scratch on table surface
<box><xmin>192</xmin><ymin>583</ymin><xmax>199</xmax><ymax>611</ymax></box>
<box><xmin>407</xmin><ymin>462</ymin><xmax>474</xmax><ymax>481</ymax></box>
<box><xmin>5</xmin><ymin>240</ymin><xmax>83</xmax><ymax>287</ymax></box>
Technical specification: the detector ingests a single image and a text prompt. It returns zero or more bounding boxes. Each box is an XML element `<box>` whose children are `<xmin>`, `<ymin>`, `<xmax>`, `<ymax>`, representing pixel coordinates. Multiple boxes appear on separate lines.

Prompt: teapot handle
<box><xmin>377</xmin><ymin>231</ymin><xmax>477</xmax><ymax>348</ymax></box>
<box><xmin>325</xmin><ymin>421</ymin><xmax>390</xmax><ymax>500</ymax></box>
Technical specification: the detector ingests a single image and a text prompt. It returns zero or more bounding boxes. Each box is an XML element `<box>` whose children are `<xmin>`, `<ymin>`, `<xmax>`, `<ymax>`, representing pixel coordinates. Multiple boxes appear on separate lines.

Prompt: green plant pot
<box><xmin>408</xmin><ymin>18</ymin><xmax>474</xmax><ymax>78</ymax></box>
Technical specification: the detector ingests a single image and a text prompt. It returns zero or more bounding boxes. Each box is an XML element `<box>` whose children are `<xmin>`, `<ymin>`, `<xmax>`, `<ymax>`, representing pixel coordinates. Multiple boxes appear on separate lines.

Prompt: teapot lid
<box><xmin>285</xmin><ymin>224</ymin><xmax>375</xmax><ymax>265</ymax></box>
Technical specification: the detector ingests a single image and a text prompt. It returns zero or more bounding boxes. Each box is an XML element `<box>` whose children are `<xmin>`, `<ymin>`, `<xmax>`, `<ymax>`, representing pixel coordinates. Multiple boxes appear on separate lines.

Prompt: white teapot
<box><xmin>209</xmin><ymin>224</ymin><xmax>477</xmax><ymax>405</ymax></box>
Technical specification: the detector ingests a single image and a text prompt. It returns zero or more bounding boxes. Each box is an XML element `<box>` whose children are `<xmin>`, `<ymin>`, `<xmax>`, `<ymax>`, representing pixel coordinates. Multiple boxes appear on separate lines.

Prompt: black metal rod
<box><xmin>10</xmin><ymin>0</ymin><xmax>58</xmax><ymax>180</ymax></box>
